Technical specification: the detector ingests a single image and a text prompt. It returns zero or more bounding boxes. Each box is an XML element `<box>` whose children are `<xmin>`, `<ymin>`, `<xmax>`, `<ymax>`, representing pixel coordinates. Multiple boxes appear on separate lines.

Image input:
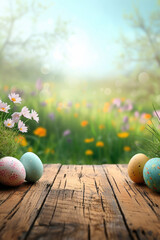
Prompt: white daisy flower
<box><xmin>0</xmin><ymin>102</ymin><xmax>10</xmax><ymax>113</ymax></box>
<box><xmin>4</xmin><ymin>119</ymin><xmax>15</xmax><ymax>128</ymax></box>
<box><xmin>12</xmin><ymin>112</ymin><xmax>21</xmax><ymax>123</ymax></box>
<box><xmin>8</xmin><ymin>93</ymin><xmax>22</xmax><ymax>104</ymax></box>
<box><xmin>21</xmin><ymin>106</ymin><xmax>31</xmax><ymax>119</ymax></box>
<box><xmin>18</xmin><ymin>120</ymin><xmax>28</xmax><ymax>133</ymax></box>
<box><xmin>31</xmin><ymin>110</ymin><xmax>39</xmax><ymax>123</ymax></box>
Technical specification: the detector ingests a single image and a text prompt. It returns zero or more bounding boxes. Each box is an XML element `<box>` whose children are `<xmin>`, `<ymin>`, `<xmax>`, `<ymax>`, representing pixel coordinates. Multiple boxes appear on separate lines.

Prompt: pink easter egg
<box><xmin>0</xmin><ymin>156</ymin><xmax>26</xmax><ymax>186</ymax></box>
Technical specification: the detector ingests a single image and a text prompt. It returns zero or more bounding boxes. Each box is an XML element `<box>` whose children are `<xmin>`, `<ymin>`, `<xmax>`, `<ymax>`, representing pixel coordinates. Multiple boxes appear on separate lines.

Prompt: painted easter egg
<box><xmin>143</xmin><ymin>158</ymin><xmax>160</xmax><ymax>192</ymax></box>
<box><xmin>128</xmin><ymin>153</ymin><xmax>149</xmax><ymax>183</ymax></box>
<box><xmin>20</xmin><ymin>152</ymin><xmax>43</xmax><ymax>183</ymax></box>
<box><xmin>0</xmin><ymin>156</ymin><xmax>26</xmax><ymax>186</ymax></box>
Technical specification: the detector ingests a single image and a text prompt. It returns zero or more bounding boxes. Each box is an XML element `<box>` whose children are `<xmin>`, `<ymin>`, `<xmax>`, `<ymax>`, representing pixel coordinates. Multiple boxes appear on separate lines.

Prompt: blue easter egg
<box><xmin>143</xmin><ymin>158</ymin><xmax>160</xmax><ymax>192</ymax></box>
<box><xmin>20</xmin><ymin>152</ymin><xmax>43</xmax><ymax>183</ymax></box>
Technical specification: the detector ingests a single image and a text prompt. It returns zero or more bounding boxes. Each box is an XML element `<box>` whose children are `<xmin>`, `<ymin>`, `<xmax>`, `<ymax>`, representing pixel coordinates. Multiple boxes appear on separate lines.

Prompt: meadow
<box><xmin>0</xmin><ymin>78</ymin><xmax>157</xmax><ymax>164</ymax></box>
<box><xmin>0</xmin><ymin>0</ymin><xmax>160</xmax><ymax>165</ymax></box>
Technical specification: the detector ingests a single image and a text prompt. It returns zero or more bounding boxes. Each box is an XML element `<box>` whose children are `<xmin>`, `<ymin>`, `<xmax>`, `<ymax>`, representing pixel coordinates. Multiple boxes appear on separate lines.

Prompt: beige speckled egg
<box><xmin>128</xmin><ymin>153</ymin><xmax>149</xmax><ymax>183</ymax></box>
<box><xmin>0</xmin><ymin>156</ymin><xmax>26</xmax><ymax>186</ymax></box>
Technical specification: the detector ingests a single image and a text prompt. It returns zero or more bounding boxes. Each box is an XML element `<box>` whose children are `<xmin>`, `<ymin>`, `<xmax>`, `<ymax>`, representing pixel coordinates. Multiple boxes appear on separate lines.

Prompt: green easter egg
<box><xmin>20</xmin><ymin>152</ymin><xmax>43</xmax><ymax>183</ymax></box>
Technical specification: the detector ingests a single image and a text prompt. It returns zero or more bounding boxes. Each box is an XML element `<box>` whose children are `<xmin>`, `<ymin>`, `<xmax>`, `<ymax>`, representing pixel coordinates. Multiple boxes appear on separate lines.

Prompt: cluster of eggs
<box><xmin>128</xmin><ymin>153</ymin><xmax>160</xmax><ymax>192</ymax></box>
<box><xmin>0</xmin><ymin>152</ymin><xmax>43</xmax><ymax>186</ymax></box>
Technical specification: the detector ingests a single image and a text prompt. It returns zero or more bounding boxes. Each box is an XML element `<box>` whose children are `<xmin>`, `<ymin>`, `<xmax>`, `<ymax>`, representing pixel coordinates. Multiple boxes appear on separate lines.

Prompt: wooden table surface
<box><xmin>0</xmin><ymin>164</ymin><xmax>160</xmax><ymax>240</ymax></box>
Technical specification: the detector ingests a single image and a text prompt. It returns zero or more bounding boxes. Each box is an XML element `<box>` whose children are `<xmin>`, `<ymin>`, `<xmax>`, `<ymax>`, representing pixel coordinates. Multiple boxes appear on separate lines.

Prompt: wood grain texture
<box><xmin>27</xmin><ymin>165</ymin><xmax>131</xmax><ymax>240</ymax></box>
<box><xmin>103</xmin><ymin>164</ymin><xmax>160</xmax><ymax>240</ymax></box>
<box><xmin>0</xmin><ymin>164</ymin><xmax>61</xmax><ymax>240</ymax></box>
<box><xmin>0</xmin><ymin>164</ymin><xmax>160</xmax><ymax>240</ymax></box>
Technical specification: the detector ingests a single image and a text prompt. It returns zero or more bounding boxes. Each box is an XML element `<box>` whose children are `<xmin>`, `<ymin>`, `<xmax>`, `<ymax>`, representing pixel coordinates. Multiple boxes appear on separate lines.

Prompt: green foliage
<box><xmin>140</xmin><ymin>137</ymin><xmax>160</xmax><ymax>159</ymax></box>
<box><xmin>140</xmin><ymin>108</ymin><xmax>160</xmax><ymax>159</ymax></box>
<box><xmin>0</xmin><ymin>78</ymin><xmax>156</xmax><ymax>164</ymax></box>
<box><xmin>0</xmin><ymin>122</ymin><xmax>19</xmax><ymax>158</ymax></box>
<box><xmin>0</xmin><ymin>79</ymin><xmax>148</xmax><ymax>164</ymax></box>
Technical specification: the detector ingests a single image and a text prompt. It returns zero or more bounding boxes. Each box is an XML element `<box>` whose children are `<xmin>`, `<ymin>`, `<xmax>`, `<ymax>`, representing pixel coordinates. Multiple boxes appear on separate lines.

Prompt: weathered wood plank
<box><xmin>93</xmin><ymin>165</ymin><xmax>131</xmax><ymax>240</ymax></box>
<box><xmin>103</xmin><ymin>164</ymin><xmax>160</xmax><ymax>240</ymax></box>
<box><xmin>0</xmin><ymin>185</ymin><xmax>16</xmax><ymax>206</ymax></box>
<box><xmin>26</xmin><ymin>224</ymin><xmax>88</xmax><ymax>240</ymax></box>
<box><xmin>27</xmin><ymin>165</ymin><xmax>131</xmax><ymax>240</ymax></box>
<box><xmin>1</xmin><ymin>164</ymin><xmax>160</xmax><ymax>240</ymax></box>
<box><xmin>119</xmin><ymin>164</ymin><xmax>160</xmax><ymax>220</ymax></box>
<box><xmin>0</xmin><ymin>164</ymin><xmax>61</xmax><ymax>240</ymax></box>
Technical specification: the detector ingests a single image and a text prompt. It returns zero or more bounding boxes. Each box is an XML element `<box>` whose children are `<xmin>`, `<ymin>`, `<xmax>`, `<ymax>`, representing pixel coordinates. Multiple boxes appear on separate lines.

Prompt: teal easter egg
<box><xmin>20</xmin><ymin>152</ymin><xmax>43</xmax><ymax>183</ymax></box>
<box><xmin>143</xmin><ymin>158</ymin><xmax>160</xmax><ymax>192</ymax></box>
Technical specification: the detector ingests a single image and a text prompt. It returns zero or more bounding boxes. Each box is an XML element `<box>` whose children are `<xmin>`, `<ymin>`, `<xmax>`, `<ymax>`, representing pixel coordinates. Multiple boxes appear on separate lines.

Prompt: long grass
<box><xmin>0</xmin><ymin>79</ymin><xmax>154</xmax><ymax>164</ymax></box>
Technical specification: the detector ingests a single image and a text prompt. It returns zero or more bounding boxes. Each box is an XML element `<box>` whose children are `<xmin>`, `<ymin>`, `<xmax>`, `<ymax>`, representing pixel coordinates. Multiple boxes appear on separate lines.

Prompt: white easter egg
<box><xmin>0</xmin><ymin>156</ymin><xmax>26</xmax><ymax>186</ymax></box>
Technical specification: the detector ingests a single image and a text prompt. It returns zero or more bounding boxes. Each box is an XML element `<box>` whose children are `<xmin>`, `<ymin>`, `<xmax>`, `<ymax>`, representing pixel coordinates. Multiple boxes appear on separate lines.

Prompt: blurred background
<box><xmin>1</xmin><ymin>0</ymin><xmax>160</xmax><ymax>164</ymax></box>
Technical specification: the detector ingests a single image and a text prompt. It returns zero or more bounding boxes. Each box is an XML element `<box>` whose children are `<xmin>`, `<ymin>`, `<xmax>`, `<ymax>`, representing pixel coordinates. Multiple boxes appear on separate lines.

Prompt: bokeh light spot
<box><xmin>138</xmin><ymin>72</ymin><xmax>149</xmax><ymax>83</ymax></box>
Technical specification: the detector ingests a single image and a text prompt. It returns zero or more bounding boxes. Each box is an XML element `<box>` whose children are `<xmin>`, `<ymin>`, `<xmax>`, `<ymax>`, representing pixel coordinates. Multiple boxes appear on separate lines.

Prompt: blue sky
<box><xmin>43</xmin><ymin>0</ymin><xmax>158</xmax><ymax>78</ymax></box>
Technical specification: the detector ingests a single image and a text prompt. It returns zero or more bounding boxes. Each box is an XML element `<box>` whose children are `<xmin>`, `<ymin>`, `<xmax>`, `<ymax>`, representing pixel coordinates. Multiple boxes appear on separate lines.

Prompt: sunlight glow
<box><xmin>53</xmin><ymin>47</ymin><xmax>64</xmax><ymax>61</ymax></box>
<box><xmin>66</xmin><ymin>33</ymin><xmax>97</xmax><ymax>73</ymax></box>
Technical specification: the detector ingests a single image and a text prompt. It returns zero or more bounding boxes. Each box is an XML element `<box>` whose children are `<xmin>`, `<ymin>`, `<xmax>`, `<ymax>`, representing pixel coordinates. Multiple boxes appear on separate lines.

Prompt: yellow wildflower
<box><xmin>58</xmin><ymin>102</ymin><xmax>63</xmax><ymax>107</ymax></box>
<box><xmin>45</xmin><ymin>148</ymin><xmax>55</xmax><ymax>154</ymax></box>
<box><xmin>117</xmin><ymin>132</ymin><xmax>129</xmax><ymax>138</ymax></box>
<box><xmin>111</xmin><ymin>120</ymin><xmax>116</xmax><ymax>127</ymax></box>
<box><xmin>74</xmin><ymin>113</ymin><xmax>78</xmax><ymax>118</ymax></box>
<box><xmin>20</xmin><ymin>137</ymin><xmax>28</xmax><ymax>147</ymax></box>
<box><xmin>99</xmin><ymin>124</ymin><xmax>105</xmax><ymax>130</ymax></box>
<box><xmin>4</xmin><ymin>85</ymin><xmax>9</xmax><ymax>91</ymax></box>
<box><xmin>140</xmin><ymin>125</ymin><xmax>145</xmax><ymax>131</ymax></box>
<box><xmin>147</xmin><ymin>120</ymin><xmax>152</xmax><ymax>125</ymax></box>
<box><xmin>46</xmin><ymin>98</ymin><xmax>54</xmax><ymax>104</ymax></box>
<box><xmin>81</xmin><ymin>120</ymin><xmax>88</xmax><ymax>127</ymax></box>
<box><xmin>143</xmin><ymin>113</ymin><xmax>152</xmax><ymax>119</ymax></box>
<box><xmin>103</xmin><ymin>102</ymin><xmax>110</xmax><ymax>112</ymax></box>
<box><xmin>96</xmin><ymin>141</ymin><xmax>104</xmax><ymax>147</ymax></box>
<box><xmin>123</xmin><ymin>146</ymin><xmax>131</xmax><ymax>152</ymax></box>
<box><xmin>84</xmin><ymin>138</ymin><xmax>94</xmax><ymax>143</ymax></box>
<box><xmin>130</xmin><ymin>117</ymin><xmax>135</xmax><ymax>122</ymax></box>
<box><xmin>57</xmin><ymin>107</ymin><xmax>62</xmax><ymax>112</ymax></box>
<box><xmin>33</xmin><ymin>127</ymin><xmax>47</xmax><ymax>137</ymax></box>
<box><xmin>104</xmin><ymin>102</ymin><xmax>110</xmax><ymax>108</ymax></box>
<box><xmin>15</xmin><ymin>135</ymin><xmax>28</xmax><ymax>147</ymax></box>
<box><xmin>75</xmin><ymin>103</ymin><xmax>80</xmax><ymax>108</ymax></box>
<box><xmin>85</xmin><ymin>149</ymin><xmax>93</xmax><ymax>155</ymax></box>
<box><xmin>45</xmin><ymin>148</ymin><xmax>50</xmax><ymax>154</ymax></box>
<box><xmin>28</xmin><ymin>147</ymin><xmax>33</xmax><ymax>152</ymax></box>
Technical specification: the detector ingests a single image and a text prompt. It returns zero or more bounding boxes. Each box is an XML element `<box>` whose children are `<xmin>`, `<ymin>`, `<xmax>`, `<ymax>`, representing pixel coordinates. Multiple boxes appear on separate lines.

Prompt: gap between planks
<box><xmin>26</xmin><ymin>165</ymin><xmax>132</xmax><ymax>240</ymax></box>
<box><xmin>0</xmin><ymin>164</ymin><xmax>160</xmax><ymax>240</ymax></box>
<box><xmin>103</xmin><ymin>164</ymin><xmax>160</xmax><ymax>240</ymax></box>
<box><xmin>0</xmin><ymin>164</ymin><xmax>62</xmax><ymax>240</ymax></box>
